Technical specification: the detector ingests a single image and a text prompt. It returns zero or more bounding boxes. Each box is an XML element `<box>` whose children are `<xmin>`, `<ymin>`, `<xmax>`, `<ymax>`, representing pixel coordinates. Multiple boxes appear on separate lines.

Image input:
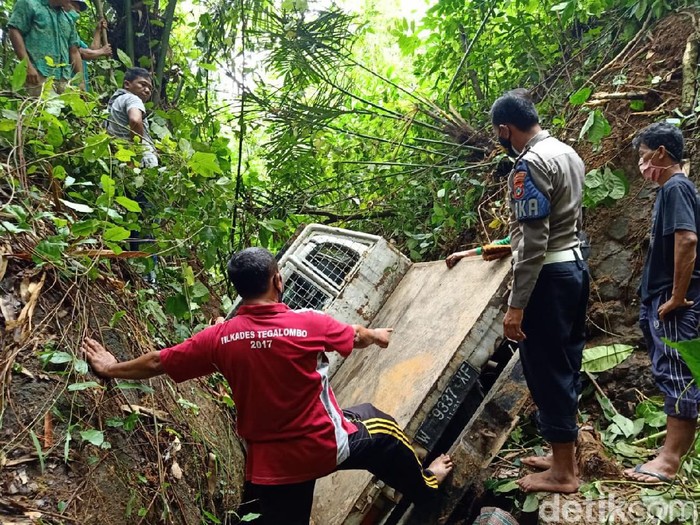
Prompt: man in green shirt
<box><xmin>8</xmin><ymin>0</ymin><xmax>83</xmax><ymax>95</ymax></box>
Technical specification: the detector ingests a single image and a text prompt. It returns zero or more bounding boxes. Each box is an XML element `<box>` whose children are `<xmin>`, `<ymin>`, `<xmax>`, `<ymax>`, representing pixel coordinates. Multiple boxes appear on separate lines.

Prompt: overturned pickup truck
<box><xmin>234</xmin><ymin>224</ymin><xmax>531</xmax><ymax>524</ymax></box>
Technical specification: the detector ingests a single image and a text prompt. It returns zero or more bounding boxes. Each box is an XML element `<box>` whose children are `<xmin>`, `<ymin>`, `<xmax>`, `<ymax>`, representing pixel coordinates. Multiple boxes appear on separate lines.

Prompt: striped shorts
<box><xmin>640</xmin><ymin>283</ymin><xmax>700</xmax><ymax>419</ymax></box>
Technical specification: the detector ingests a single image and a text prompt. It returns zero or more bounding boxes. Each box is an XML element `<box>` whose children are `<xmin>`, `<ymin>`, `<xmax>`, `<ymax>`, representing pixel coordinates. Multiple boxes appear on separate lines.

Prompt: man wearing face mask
<box><xmin>626</xmin><ymin>122</ymin><xmax>700</xmax><ymax>484</ymax></box>
<box><xmin>491</xmin><ymin>90</ymin><xmax>589</xmax><ymax>493</ymax></box>
<box><xmin>80</xmin><ymin>247</ymin><xmax>454</xmax><ymax>525</ymax></box>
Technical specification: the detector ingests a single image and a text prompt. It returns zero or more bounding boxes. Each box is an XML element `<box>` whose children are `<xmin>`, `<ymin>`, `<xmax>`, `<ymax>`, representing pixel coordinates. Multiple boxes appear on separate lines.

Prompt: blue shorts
<box><xmin>640</xmin><ymin>282</ymin><xmax>700</xmax><ymax>420</ymax></box>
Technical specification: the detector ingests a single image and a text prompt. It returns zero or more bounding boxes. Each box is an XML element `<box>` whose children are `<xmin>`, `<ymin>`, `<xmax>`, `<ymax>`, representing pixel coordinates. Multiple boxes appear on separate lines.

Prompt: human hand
<box><xmin>446</xmin><ymin>251</ymin><xmax>468</xmax><ymax>269</ymax></box>
<box><xmin>213</xmin><ymin>316</ymin><xmax>225</xmax><ymax>325</ymax></box>
<box><xmin>100</xmin><ymin>44</ymin><xmax>112</xmax><ymax>57</ymax></box>
<box><xmin>26</xmin><ymin>64</ymin><xmax>40</xmax><ymax>87</ymax></box>
<box><xmin>81</xmin><ymin>337</ymin><xmax>118</xmax><ymax>378</ymax></box>
<box><xmin>503</xmin><ymin>306</ymin><xmax>526</xmax><ymax>342</ymax></box>
<box><xmin>372</xmin><ymin>328</ymin><xmax>393</xmax><ymax>348</ymax></box>
<box><xmin>658</xmin><ymin>296</ymin><xmax>693</xmax><ymax>321</ymax></box>
<box><xmin>98</xmin><ymin>18</ymin><xmax>108</xmax><ymax>31</ymax></box>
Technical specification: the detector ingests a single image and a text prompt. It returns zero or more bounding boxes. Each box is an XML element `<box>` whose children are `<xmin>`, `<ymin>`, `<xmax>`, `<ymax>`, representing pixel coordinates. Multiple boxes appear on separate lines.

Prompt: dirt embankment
<box><xmin>0</xmin><ymin>254</ymin><xmax>246</xmax><ymax>524</ymax></box>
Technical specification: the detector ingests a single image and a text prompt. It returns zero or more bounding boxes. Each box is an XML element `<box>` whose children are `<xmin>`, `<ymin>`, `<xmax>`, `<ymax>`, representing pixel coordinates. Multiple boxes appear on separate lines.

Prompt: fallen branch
<box><xmin>591</xmin><ymin>90</ymin><xmax>649</xmax><ymax>100</ymax></box>
<box><xmin>681</xmin><ymin>32</ymin><xmax>699</xmax><ymax>113</ymax></box>
<box><xmin>588</xmin><ymin>12</ymin><xmax>652</xmax><ymax>85</ymax></box>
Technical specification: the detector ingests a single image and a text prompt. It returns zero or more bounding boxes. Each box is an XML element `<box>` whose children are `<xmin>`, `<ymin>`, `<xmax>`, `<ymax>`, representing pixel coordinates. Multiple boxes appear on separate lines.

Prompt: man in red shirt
<box><xmin>82</xmin><ymin>247</ymin><xmax>453</xmax><ymax>524</ymax></box>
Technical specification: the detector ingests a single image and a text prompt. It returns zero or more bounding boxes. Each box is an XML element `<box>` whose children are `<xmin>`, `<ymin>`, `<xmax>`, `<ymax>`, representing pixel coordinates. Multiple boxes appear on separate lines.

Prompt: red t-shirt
<box><xmin>159</xmin><ymin>303</ymin><xmax>358</xmax><ymax>485</ymax></box>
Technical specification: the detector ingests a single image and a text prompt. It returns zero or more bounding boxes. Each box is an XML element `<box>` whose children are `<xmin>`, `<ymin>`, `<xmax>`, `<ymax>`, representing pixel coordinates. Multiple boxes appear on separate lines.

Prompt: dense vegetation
<box><xmin>0</xmin><ymin>0</ymin><xmax>686</xmax><ymax>309</ymax></box>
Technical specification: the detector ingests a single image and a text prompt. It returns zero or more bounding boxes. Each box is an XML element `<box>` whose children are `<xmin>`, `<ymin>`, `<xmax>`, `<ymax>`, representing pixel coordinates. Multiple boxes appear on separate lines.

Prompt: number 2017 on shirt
<box><xmin>250</xmin><ymin>340</ymin><xmax>272</xmax><ymax>349</ymax></box>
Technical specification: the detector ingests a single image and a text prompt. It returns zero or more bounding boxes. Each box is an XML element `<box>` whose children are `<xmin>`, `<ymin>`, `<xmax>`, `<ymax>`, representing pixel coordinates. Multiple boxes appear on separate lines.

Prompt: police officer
<box><xmin>491</xmin><ymin>90</ymin><xmax>589</xmax><ymax>493</ymax></box>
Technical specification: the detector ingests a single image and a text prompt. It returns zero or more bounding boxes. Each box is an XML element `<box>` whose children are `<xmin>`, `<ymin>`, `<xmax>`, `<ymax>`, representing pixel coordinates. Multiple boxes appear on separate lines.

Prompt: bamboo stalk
<box><xmin>152</xmin><ymin>0</ymin><xmax>177</xmax><ymax>106</ymax></box>
<box><xmin>125</xmin><ymin>0</ymin><xmax>134</xmax><ymax>65</ymax></box>
<box><xmin>92</xmin><ymin>0</ymin><xmax>115</xmax><ymax>85</ymax></box>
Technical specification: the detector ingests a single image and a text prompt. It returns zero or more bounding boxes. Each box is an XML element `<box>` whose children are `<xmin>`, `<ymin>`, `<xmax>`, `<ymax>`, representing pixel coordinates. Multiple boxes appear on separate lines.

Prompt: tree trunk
<box><xmin>152</xmin><ymin>0</ymin><xmax>177</xmax><ymax>107</ymax></box>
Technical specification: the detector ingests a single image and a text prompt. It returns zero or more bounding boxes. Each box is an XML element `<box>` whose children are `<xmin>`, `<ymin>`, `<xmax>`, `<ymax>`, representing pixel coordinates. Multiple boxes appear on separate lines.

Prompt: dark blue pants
<box><xmin>640</xmin><ymin>282</ymin><xmax>700</xmax><ymax>420</ymax></box>
<box><xmin>519</xmin><ymin>260</ymin><xmax>589</xmax><ymax>443</ymax></box>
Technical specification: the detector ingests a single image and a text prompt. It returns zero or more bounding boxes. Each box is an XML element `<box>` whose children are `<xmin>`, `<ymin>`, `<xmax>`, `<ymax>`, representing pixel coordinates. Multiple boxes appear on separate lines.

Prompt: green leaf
<box><xmin>614</xmin><ymin>441</ymin><xmax>649</xmax><ymax>459</ymax></box>
<box><xmin>60</xmin><ymin>199</ymin><xmax>94</xmax><ymax>214</ymax></box>
<box><xmin>80</xmin><ymin>429</ymin><xmax>105</xmax><ymax>447</ymax></box>
<box><xmin>191</xmin><ymin>281</ymin><xmax>210</xmax><ymax>300</ymax></box>
<box><xmin>101</xmin><ymin>174</ymin><xmax>116</xmax><ymax>200</ymax></box>
<box><xmin>117</xmin><ymin>48</ymin><xmax>133</xmax><ymax>68</ymax></box>
<box><xmin>12</xmin><ymin>59</ymin><xmax>28</xmax><ymax>92</ymax></box>
<box><xmin>241</xmin><ymin>514</ymin><xmax>261</xmax><ymax>522</ymax></box>
<box><xmin>579</xmin><ymin>111</ymin><xmax>596</xmax><ymax>140</ymax></box>
<box><xmin>74</xmin><ymin>359</ymin><xmax>89</xmax><ymax>375</ymax></box>
<box><xmin>595</xmin><ymin>391</ymin><xmax>618</xmax><ymax>421</ymax></box>
<box><xmin>47</xmin><ymin>351</ymin><xmax>73</xmax><ymax>364</ymax></box>
<box><xmin>68</xmin><ymin>381</ymin><xmax>102</xmax><ymax>391</ymax></box>
<box><xmin>630</xmin><ymin>100</ymin><xmax>645</xmax><ymax>111</ymax></box>
<box><xmin>104</xmin><ymin>226</ymin><xmax>131</xmax><ymax>242</ymax></box>
<box><xmin>109</xmin><ymin>310</ymin><xmax>127</xmax><ymax>327</ymax></box>
<box><xmin>581</xmin><ymin>344</ymin><xmax>634</xmax><ymax>373</ymax></box>
<box><xmin>663</xmin><ymin>338</ymin><xmax>700</xmax><ymax>385</ymax></box>
<box><xmin>1</xmin><ymin>221</ymin><xmax>31</xmax><ymax>234</ymax></box>
<box><xmin>115</xmin><ymin>148</ymin><xmax>136</xmax><ymax>162</ymax></box>
<box><xmin>612</xmin><ymin>413</ymin><xmax>636</xmax><ymax>438</ymax></box>
<box><xmin>493</xmin><ymin>479</ymin><xmax>519</xmax><ymax>494</ymax></box>
<box><xmin>182</xmin><ymin>264</ymin><xmax>195</xmax><ymax>286</ymax></box>
<box><xmin>72</xmin><ymin>220</ymin><xmax>100</xmax><ymax>237</ymax></box>
<box><xmin>188</xmin><ymin>151</ymin><xmax>222</xmax><ymax>177</ymax></box>
<box><xmin>636</xmin><ymin>400</ymin><xmax>666</xmax><ymax>428</ymax></box>
<box><xmin>34</xmin><ymin>238</ymin><xmax>67</xmax><ymax>264</ymax></box>
<box><xmin>0</xmin><ymin>119</ymin><xmax>17</xmax><ymax>132</ymax></box>
<box><xmin>569</xmin><ymin>87</ymin><xmax>592</xmax><ymax>105</ymax></box>
<box><xmin>523</xmin><ymin>493</ymin><xmax>539</xmax><ymax>513</ymax></box>
<box><xmin>115</xmin><ymin>196</ymin><xmax>142</xmax><ymax>213</ymax></box>
<box><xmin>29</xmin><ymin>430</ymin><xmax>45</xmax><ymax>474</ymax></box>
<box><xmin>586</xmin><ymin>110</ymin><xmax>612</xmax><ymax>144</ymax></box>
<box><xmin>165</xmin><ymin>294</ymin><xmax>190</xmax><ymax>318</ymax></box>
<box><xmin>116</xmin><ymin>382</ymin><xmax>155</xmax><ymax>393</ymax></box>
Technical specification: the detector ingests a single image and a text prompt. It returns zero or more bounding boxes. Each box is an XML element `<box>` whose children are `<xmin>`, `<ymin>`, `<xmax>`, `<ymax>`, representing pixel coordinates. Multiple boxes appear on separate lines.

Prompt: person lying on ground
<box><xmin>82</xmin><ymin>247</ymin><xmax>453</xmax><ymax>525</ymax></box>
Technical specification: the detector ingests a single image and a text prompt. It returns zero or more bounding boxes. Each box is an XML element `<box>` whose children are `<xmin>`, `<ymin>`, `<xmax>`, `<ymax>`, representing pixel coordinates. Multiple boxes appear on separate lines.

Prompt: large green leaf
<box><xmin>104</xmin><ymin>226</ymin><xmax>131</xmax><ymax>242</ymax></box>
<box><xmin>80</xmin><ymin>429</ymin><xmax>105</xmax><ymax>447</ymax></box>
<box><xmin>663</xmin><ymin>338</ymin><xmax>700</xmax><ymax>385</ymax></box>
<box><xmin>582</xmin><ymin>344</ymin><xmax>634</xmax><ymax>373</ymax></box>
<box><xmin>188</xmin><ymin>151</ymin><xmax>222</xmax><ymax>177</ymax></box>
<box><xmin>11</xmin><ymin>59</ymin><xmax>28</xmax><ymax>92</ymax></box>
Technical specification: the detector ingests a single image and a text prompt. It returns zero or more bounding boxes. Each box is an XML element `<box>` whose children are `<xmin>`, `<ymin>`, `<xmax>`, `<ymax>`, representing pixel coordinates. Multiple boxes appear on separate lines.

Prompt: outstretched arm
<box><xmin>82</xmin><ymin>337</ymin><xmax>164</xmax><ymax>379</ymax></box>
<box><xmin>352</xmin><ymin>326</ymin><xmax>392</xmax><ymax>349</ymax></box>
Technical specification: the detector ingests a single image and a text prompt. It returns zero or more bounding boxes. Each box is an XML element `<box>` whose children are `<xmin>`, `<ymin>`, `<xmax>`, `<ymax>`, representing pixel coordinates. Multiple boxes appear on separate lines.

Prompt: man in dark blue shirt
<box><xmin>628</xmin><ymin>122</ymin><xmax>700</xmax><ymax>484</ymax></box>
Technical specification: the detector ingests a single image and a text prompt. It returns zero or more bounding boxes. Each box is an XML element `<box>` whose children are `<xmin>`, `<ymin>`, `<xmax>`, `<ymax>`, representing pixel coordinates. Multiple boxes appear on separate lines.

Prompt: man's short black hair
<box><xmin>490</xmin><ymin>90</ymin><xmax>540</xmax><ymax>131</ymax></box>
<box><xmin>632</xmin><ymin>122</ymin><xmax>684</xmax><ymax>162</ymax></box>
<box><xmin>124</xmin><ymin>67</ymin><xmax>151</xmax><ymax>84</ymax></box>
<box><xmin>227</xmin><ymin>247</ymin><xmax>278</xmax><ymax>299</ymax></box>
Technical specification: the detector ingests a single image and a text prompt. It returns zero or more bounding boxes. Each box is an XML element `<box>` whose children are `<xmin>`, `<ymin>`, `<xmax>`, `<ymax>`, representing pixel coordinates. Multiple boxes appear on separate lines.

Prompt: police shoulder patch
<box><xmin>511</xmin><ymin>159</ymin><xmax>550</xmax><ymax>222</ymax></box>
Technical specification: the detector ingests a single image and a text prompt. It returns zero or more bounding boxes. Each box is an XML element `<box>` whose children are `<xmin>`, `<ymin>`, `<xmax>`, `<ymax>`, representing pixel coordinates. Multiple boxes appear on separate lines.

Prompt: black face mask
<box><xmin>498</xmin><ymin>136</ymin><xmax>519</xmax><ymax>158</ymax></box>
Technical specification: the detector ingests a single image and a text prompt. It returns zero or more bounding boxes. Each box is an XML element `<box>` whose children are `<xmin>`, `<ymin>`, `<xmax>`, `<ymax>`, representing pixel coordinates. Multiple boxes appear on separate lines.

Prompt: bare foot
<box><xmin>521</xmin><ymin>454</ymin><xmax>552</xmax><ymax>470</ymax></box>
<box><xmin>516</xmin><ymin>469</ymin><xmax>580</xmax><ymax>493</ymax></box>
<box><xmin>428</xmin><ymin>454</ymin><xmax>454</xmax><ymax>484</ymax></box>
<box><xmin>521</xmin><ymin>454</ymin><xmax>580</xmax><ymax>476</ymax></box>
<box><xmin>624</xmin><ymin>456</ymin><xmax>677</xmax><ymax>483</ymax></box>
